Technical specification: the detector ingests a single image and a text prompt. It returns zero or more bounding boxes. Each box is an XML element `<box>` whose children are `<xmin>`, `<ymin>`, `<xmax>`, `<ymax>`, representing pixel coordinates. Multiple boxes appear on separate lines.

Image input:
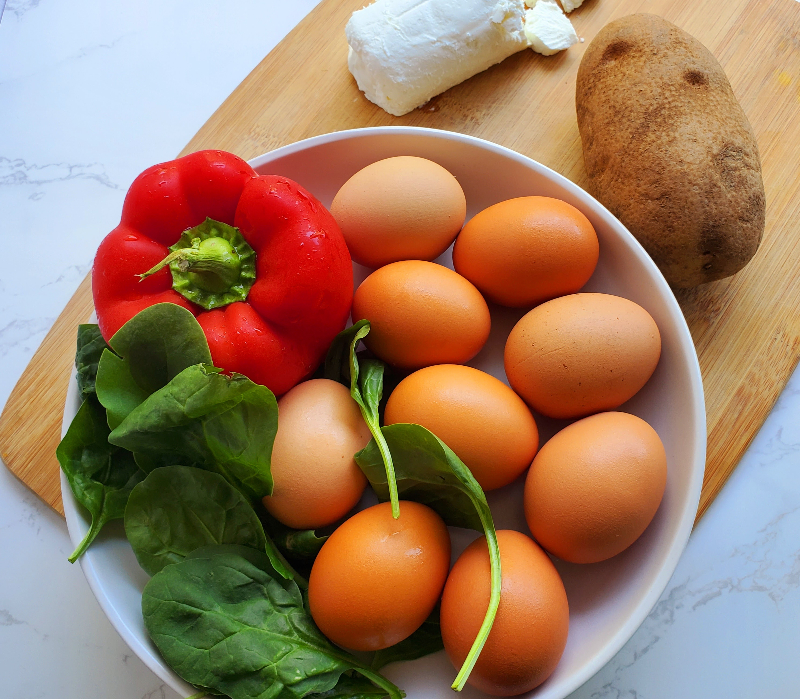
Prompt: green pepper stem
<box><xmin>450</xmin><ymin>503</ymin><xmax>502</xmax><ymax>691</ymax></box>
<box><xmin>138</xmin><ymin>236</ymin><xmax>241</xmax><ymax>293</ymax></box>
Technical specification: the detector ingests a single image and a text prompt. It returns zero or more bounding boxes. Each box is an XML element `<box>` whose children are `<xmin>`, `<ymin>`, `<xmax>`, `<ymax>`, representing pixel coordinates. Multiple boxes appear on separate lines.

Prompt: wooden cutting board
<box><xmin>2</xmin><ymin>0</ymin><xmax>799</xmax><ymax>522</ymax></box>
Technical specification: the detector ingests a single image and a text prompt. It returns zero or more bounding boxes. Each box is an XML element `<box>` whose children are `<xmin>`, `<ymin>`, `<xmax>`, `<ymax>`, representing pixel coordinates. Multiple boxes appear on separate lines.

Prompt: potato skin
<box><xmin>576</xmin><ymin>13</ymin><xmax>765</xmax><ymax>287</ymax></box>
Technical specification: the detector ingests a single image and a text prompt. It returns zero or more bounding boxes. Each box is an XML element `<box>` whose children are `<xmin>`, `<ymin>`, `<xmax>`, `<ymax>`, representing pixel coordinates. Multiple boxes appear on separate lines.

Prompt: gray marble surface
<box><xmin>1</xmin><ymin>1</ymin><xmax>799</xmax><ymax>698</ymax></box>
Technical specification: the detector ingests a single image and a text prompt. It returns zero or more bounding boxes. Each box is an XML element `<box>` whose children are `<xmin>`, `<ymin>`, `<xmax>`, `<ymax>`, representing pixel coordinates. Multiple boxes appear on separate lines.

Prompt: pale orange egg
<box><xmin>440</xmin><ymin>530</ymin><xmax>569</xmax><ymax>696</ymax></box>
<box><xmin>504</xmin><ymin>292</ymin><xmax>661</xmax><ymax>419</ymax></box>
<box><xmin>384</xmin><ymin>364</ymin><xmax>538</xmax><ymax>491</ymax></box>
<box><xmin>308</xmin><ymin>501</ymin><xmax>451</xmax><ymax>651</ymax></box>
<box><xmin>261</xmin><ymin>379</ymin><xmax>369</xmax><ymax>529</ymax></box>
<box><xmin>351</xmin><ymin>260</ymin><xmax>491</xmax><ymax>370</ymax></box>
<box><xmin>524</xmin><ymin>411</ymin><xmax>668</xmax><ymax>564</ymax></box>
<box><xmin>330</xmin><ymin>156</ymin><xmax>466</xmax><ymax>268</ymax></box>
<box><xmin>453</xmin><ymin>196</ymin><xmax>599</xmax><ymax>307</ymax></box>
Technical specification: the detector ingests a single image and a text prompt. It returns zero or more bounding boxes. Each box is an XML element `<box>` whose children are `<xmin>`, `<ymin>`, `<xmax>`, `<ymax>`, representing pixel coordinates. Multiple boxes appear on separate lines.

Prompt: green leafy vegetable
<box><xmin>324</xmin><ymin>320</ymin><xmax>399</xmax><ymax>518</ymax></box>
<box><xmin>125</xmin><ymin>466</ymin><xmax>270</xmax><ymax>576</ymax></box>
<box><xmin>108</xmin><ymin>364</ymin><xmax>278</xmax><ymax>503</ymax></box>
<box><xmin>142</xmin><ymin>545</ymin><xmax>404</xmax><ymax>699</ymax></box>
<box><xmin>57</xmin><ymin>397</ymin><xmax>144</xmax><ymax>562</ymax></box>
<box><xmin>355</xmin><ymin>423</ymin><xmax>501</xmax><ymax>691</ymax></box>
<box><xmin>259</xmin><ymin>509</ymin><xmax>328</xmax><ymax>562</ymax></box>
<box><xmin>95</xmin><ymin>303</ymin><xmax>212</xmax><ymax>429</ymax></box>
<box><xmin>310</xmin><ymin>674</ymin><xmax>396</xmax><ymax>699</ymax></box>
<box><xmin>371</xmin><ymin>607</ymin><xmax>444</xmax><ymax>671</ymax></box>
<box><xmin>75</xmin><ymin>324</ymin><xmax>109</xmax><ymax>399</ymax></box>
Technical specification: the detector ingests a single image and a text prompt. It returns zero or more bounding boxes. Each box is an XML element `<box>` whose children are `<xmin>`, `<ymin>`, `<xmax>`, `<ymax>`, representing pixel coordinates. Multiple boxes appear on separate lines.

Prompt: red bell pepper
<box><xmin>92</xmin><ymin>150</ymin><xmax>353</xmax><ymax>396</ymax></box>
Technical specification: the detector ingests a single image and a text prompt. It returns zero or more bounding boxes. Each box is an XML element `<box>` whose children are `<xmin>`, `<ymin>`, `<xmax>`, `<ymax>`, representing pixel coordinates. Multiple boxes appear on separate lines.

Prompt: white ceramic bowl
<box><xmin>62</xmin><ymin>126</ymin><xmax>705</xmax><ymax>699</ymax></box>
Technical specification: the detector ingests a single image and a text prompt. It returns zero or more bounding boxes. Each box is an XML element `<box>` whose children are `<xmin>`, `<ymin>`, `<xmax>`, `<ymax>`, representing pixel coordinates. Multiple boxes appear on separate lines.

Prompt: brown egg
<box><xmin>308</xmin><ymin>501</ymin><xmax>451</xmax><ymax>651</ymax></box>
<box><xmin>352</xmin><ymin>260</ymin><xmax>491</xmax><ymax>370</ymax></box>
<box><xmin>261</xmin><ymin>379</ymin><xmax>369</xmax><ymax>529</ymax></box>
<box><xmin>453</xmin><ymin>196</ymin><xmax>599</xmax><ymax>307</ymax></box>
<box><xmin>524</xmin><ymin>411</ymin><xmax>667</xmax><ymax>564</ymax></box>
<box><xmin>330</xmin><ymin>156</ymin><xmax>466</xmax><ymax>268</ymax></box>
<box><xmin>384</xmin><ymin>364</ymin><xmax>538</xmax><ymax>491</ymax></box>
<box><xmin>504</xmin><ymin>292</ymin><xmax>661</xmax><ymax>419</ymax></box>
<box><xmin>440</xmin><ymin>530</ymin><xmax>569</xmax><ymax>696</ymax></box>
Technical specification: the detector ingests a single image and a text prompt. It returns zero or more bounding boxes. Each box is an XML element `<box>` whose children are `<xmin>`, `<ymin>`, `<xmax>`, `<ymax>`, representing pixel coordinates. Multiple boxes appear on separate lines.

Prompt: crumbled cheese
<box><xmin>560</xmin><ymin>0</ymin><xmax>584</xmax><ymax>12</ymax></box>
<box><xmin>524</xmin><ymin>0</ymin><xmax>578</xmax><ymax>56</ymax></box>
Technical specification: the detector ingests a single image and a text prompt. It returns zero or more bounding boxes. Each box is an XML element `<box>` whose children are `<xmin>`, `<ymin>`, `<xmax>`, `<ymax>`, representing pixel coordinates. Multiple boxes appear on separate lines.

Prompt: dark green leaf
<box><xmin>142</xmin><ymin>545</ymin><xmax>403</xmax><ymax>699</ymax></box>
<box><xmin>75</xmin><ymin>324</ymin><xmax>109</xmax><ymax>399</ymax></box>
<box><xmin>371</xmin><ymin>607</ymin><xmax>444</xmax><ymax>671</ymax></box>
<box><xmin>355</xmin><ymin>424</ymin><xmax>485</xmax><ymax>531</ymax></box>
<box><xmin>357</xmin><ymin>359</ymin><xmax>384</xmax><ymax>427</ymax></box>
<box><xmin>95</xmin><ymin>303</ymin><xmax>212</xmax><ymax>429</ymax></box>
<box><xmin>323</xmin><ymin>319</ymin><xmax>370</xmax><ymax>386</ymax></box>
<box><xmin>108</xmin><ymin>364</ymin><xmax>277</xmax><ymax>502</ymax></box>
<box><xmin>259</xmin><ymin>509</ymin><xmax>328</xmax><ymax>562</ymax></box>
<box><xmin>57</xmin><ymin>396</ymin><xmax>144</xmax><ymax>562</ymax></box>
<box><xmin>310</xmin><ymin>673</ymin><xmax>394</xmax><ymax>699</ymax></box>
<box><xmin>124</xmin><ymin>466</ymin><xmax>269</xmax><ymax>576</ymax></box>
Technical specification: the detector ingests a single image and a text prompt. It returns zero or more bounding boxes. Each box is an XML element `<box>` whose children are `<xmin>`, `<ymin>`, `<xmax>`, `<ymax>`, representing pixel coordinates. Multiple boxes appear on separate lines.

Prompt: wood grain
<box><xmin>2</xmin><ymin>0</ymin><xmax>799</xmax><ymax>520</ymax></box>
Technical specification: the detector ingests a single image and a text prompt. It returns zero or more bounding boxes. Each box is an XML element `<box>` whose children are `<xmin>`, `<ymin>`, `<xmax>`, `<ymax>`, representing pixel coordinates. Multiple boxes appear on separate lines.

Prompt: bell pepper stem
<box><xmin>139</xmin><ymin>236</ymin><xmax>242</xmax><ymax>293</ymax></box>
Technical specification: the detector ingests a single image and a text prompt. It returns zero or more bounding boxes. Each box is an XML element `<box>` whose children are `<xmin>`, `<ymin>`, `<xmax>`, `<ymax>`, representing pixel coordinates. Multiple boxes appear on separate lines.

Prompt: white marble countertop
<box><xmin>1</xmin><ymin>1</ymin><xmax>799</xmax><ymax>698</ymax></box>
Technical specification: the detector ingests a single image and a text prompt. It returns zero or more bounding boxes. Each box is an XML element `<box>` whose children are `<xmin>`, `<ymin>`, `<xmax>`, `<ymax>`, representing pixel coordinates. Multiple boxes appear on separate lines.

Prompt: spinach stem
<box><xmin>68</xmin><ymin>512</ymin><xmax>106</xmax><ymax>563</ymax></box>
<box><xmin>370</xmin><ymin>419</ymin><xmax>400</xmax><ymax>519</ymax></box>
<box><xmin>348</xmin><ymin>321</ymin><xmax>400</xmax><ymax>519</ymax></box>
<box><xmin>450</xmin><ymin>500</ymin><xmax>502</xmax><ymax>692</ymax></box>
<box><xmin>352</xmin><ymin>664</ymin><xmax>406</xmax><ymax>699</ymax></box>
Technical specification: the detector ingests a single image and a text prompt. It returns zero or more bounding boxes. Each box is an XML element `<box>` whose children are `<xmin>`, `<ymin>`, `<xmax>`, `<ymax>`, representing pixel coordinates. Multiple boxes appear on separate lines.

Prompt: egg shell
<box><xmin>524</xmin><ymin>411</ymin><xmax>668</xmax><ymax>564</ymax></box>
<box><xmin>440</xmin><ymin>530</ymin><xmax>569</xmax><ymax>696</ymax></box>
<box><xmin>261</xmin><ymin>379</ymin><xmax>369</xmax><ymax>529</ymax></box>
<box><xmin>308</xmin><ymin>501</ymin><xmax>451</xmax><ymax>652</ymax></box>
<box><xmin>504</xmin><ymin>292</ymin><xmax>661</xmax><ymax>419</ymax></box>
<box><xmin>352</xmin><ymin>260</ymin><xmax>491</xmax><ymax>370</ymax></box>
<box><xmin>453</xmin><ymin>196</ymin><xmax>599</xmax><ymax>307</ymax></box>
<box><xmin>330</xmin><ymin>156</ymin><xmax>466</xmax><ymax>268</ymax></box>
<box><xmin>384</xmin><ymin>364</ymin><xmax>538</xmax><ymax>491</ymax></box>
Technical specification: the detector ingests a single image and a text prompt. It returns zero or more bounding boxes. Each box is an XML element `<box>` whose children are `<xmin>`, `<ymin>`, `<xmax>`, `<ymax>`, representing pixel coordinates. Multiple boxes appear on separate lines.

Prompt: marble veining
<box><xmin>0</xmin><ymin>157</ymin><xmax>120</xmax><ymax>189</ymax></box>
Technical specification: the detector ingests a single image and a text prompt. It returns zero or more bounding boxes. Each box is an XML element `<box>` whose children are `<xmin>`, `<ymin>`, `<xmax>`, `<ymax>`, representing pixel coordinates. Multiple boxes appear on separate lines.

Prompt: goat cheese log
<box><xmin>346</xmin><ymin>0</ymin><xmax>529</xmax><ymax>116</ymax></box>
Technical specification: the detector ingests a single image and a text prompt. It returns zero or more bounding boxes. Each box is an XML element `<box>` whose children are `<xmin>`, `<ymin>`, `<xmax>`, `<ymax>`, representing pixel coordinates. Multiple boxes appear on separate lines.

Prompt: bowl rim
<box><xmin>63</xmin><ymin>125</ymin><xmax>706</xmax><ymax>699</ymax></box>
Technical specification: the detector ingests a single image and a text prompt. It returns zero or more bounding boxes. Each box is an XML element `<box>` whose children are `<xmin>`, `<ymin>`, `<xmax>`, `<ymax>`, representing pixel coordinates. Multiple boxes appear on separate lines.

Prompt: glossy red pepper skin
<box><xmin>92</xmin><ymin>150</ymin><xmax>354</xmax><ymax>396</ymax></box>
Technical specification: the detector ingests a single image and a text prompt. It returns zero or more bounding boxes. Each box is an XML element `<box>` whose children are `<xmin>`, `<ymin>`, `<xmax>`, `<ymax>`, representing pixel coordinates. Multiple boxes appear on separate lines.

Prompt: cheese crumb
<box><xmin>560</xmin><ymin>0</ymin><xmax>584</xmax><ymax>12</ymax></box>
<box><xmin>524</xmin><ymin>0</ymin><xmax>578</xmax><ymax>56</ymax></box>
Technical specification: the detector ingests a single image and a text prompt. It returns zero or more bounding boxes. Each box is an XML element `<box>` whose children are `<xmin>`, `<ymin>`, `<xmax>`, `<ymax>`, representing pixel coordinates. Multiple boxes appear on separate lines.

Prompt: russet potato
<box><xmin>576</xmin><ymin>13</ymin><xmax>765</xmax><ymax>287</ymax></box>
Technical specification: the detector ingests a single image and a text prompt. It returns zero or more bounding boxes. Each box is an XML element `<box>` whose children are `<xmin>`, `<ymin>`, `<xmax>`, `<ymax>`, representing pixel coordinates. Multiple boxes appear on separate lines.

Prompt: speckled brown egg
<box><xmin>504</xmin><ymin>293</ymin><xmax>661</xmax><ymax>419</ymax></box>
<box><xmin>330</xmin><ymin>156</ymin><xmax>466</xmax><ymax>268</ymax></box>
<box><xmin>384</xmin><ymin>364</ymin><xmax>538</xmax><ymax>491</ymax></box>
<box><xmin>352</xmin><ymin>260</ymin><xmax>491</xmax><ymax>370</ymax></box>
<box><xmin>524</xmin><ymin>411</ymin><xmax>667</xmax><ymax>564</ymax></box>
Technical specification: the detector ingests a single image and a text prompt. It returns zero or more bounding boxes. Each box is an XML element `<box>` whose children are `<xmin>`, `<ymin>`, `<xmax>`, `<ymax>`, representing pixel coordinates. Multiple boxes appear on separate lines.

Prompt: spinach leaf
<box><xmin>355</xmin><ymin>423</ymin><xmax>501</xmax><ymax>691</ymax></box>
<box><xmin>96</xmin><ymin>303</ymin><xmax>212</xmax><ymax>429</ymax></box>
<box><xmin>310</xmin><ymin>674</ymin><xmax>395</xmax><ymax>699</ymax></box>
<box><xmin>75</xmin><ymin>324</ymin><xmax>109</xmax><ymax>399</ymax></box>
<box><xmin>125</xmin><ymin>466</ymin><xmax>270</xmax><ymax>576</ymax></box>
<box><xmin>142</xmin><ymin>545</ymin><xmax>404</xmax><ymax>699</ymax></box>
<box><xmin>108</xmin><ymin>364</ymin><xmax>278</xmax><ymax>503</ymax></box>
<box><xmin>323</xmin><ymin>320</ymin><xmax>399</xmax><ymax>518</ymax></box>
<box><xmin>57</xmin><ymin>397</ymin><xmax>144</xmax><ymax>562</ymax></box>
<box><xmin>371</xmin><ymin>607</ymin><xmax>444</xmax><ymax>671</ymax></box>
<box><xmin>259</xmin><ymin>509</ymin><xmax>328</xmax><ymax>562</ymax></box>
